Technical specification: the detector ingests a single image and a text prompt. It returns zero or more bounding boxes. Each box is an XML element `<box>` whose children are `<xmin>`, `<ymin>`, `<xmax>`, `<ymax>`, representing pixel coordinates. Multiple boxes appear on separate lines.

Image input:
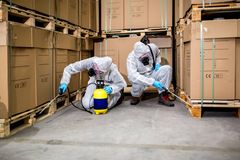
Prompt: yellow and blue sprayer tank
<box><xmin>93</xmin><ymin>87</ymin><xmax>108</xmax><ymax>115</ymax></box>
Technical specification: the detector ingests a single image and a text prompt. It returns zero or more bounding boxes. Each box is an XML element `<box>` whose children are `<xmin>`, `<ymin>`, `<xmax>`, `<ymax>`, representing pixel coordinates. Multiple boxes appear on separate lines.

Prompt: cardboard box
<box><xmin>10</xmin><ymin>23</ymin><xmax>33</xmax><ymax>47</ymax></box>
<box><xmin>54</xmin><ymin>49</ymin><xmax>80</xmax><ymax>95</ymax></box>
<box><xmin>55</xmin><ymin>32</ymin><xmax>78</xmax><ymax>51</ymax></box>
<box><xmin>33</xmin><ymin>28</ymin><xmax>53</xmax><ymax>48</ymax></box>
<box><xmin>81</xmin><ymin>0</ymin><xmax>90</xmax><ymax>29</ymax></box>
<box><xmin>54</xmin><ymin>49</ymin><xmax>68</xmax><ymax>96</ymax></box>
<box><xmin>160</xmin><ymin>48</ymin><xmax>172</xmax><ymax>67</ymax></box>
<box><xmin>118</xmin><ymin>36</ymin><xmax>142</xmax><ymax>83</ymax></box>
<box><xmin>68</xmin><ymin>51</ymin><xmax>80</xmax><ymax>93</ymax></box>
<box><xmin>148</xmin><ymin>0</ymin><xmax>172</xmax><ymax>28</ymax></box>
<box><xmin>183</xmin><ymin>0</ymin><xmax>237</xmax><ymax>17</ymax></box>
<box><xmin>0</xmin><ymin>46</ymin><xmax>53</xmax><ymax>118</ymax></box>
<box><xmin>149</xmin><ymin>37</ymin><xmax>172</xmax><ymax>48</ymax></box>
<box><xmin>80</xmin><ymin>51</ymin><xmax>91</xmax><ymax>87</ymax></box>
<box><xmin>184</xmin><ymin>39</ymin><xmax>235</xmax><ymax>100</ymax></box>
<box><xmin>78</xmin><ymin>0</ymin><xmax>82</xmax><ymax>26</ymax></box>
<box><xmin>0</xmin><ymin>46</ymin><xmax>9</xmax><ymax>118</ymax></box>
<box><xmin>90</xmin><ymin>0</ymin><xmax>97</xmax><ymax>31</ymax></box>
<box><xmin>194</xmin><ymin>20</ymin><xmax>240</xmax><ymax>39</ymax></box>
<box><xmin>94</xmin><ymin>38</ymin><xmax>119</xmax><ymax>65</ymax></box>
<box><xmin>183</xmin><ymin>20</ymin><xmax>240</xmax><ymax>42</ymax></box>
<box><xmin>10</xmin><ymin>0</ymin><xmax>34</xmax><ymax>9</ymax></box>
<box><xmin>68</xmin><ymin>0</ymin><xmax>79</xmax><ymax>25</ymax></box>
<box><xmin>56</xmin><ymin>0</ymin><xmax>68</xmax><ymax>21</ymax></box>
<box><xmin>124</xmin><ymin>0</ymin><xmax>148</xmax><ymax>29</ymax></box>
<box><xmin>35</xmin><ymin>49</ymin><xmax>53</xmax><ymax>106</ymax></box>
<box><xmin>96</xmin><ymin>0</ymin><xmax>100</xmax><ymax>32</ymax></box>
<box><xmin>10</xmin><ymin>47</ymin><xmax>35</xmax><ymax>116</ymax></box>
<box><xmin>182</xmin><ymin>20</ymin><xmax>240</xmax><ymax>100</ymax></box>
<box><xmin>101</xmin><ymin>0</ymin><xmax>124</xmax><ymax>31</ymax></box>
<box><xmin>35</xmin><ymin>0</ymin><xmax>55</xmax><ymax>16</ymax></box>
<box><xmin>236</xmin><ymin>39</ymin><xmax>240</xmax><ymax>99</ymax></box>
<box><xmin>81</xmin><ymin>38</ymin><xmax>94</xmax><ymax>51</ymax></box>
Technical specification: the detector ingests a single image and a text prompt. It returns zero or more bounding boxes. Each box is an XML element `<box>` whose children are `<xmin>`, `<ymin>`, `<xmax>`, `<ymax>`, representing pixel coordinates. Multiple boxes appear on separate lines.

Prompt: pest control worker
<box><xmin>127</xmin><ymin>41</ymin><xmax>174</xmax><ymax>107</ymax></box>
<box><xmin>58</xmin><ymin>57</ymin><xmax>127</xmax><ymax>109</ymax></box>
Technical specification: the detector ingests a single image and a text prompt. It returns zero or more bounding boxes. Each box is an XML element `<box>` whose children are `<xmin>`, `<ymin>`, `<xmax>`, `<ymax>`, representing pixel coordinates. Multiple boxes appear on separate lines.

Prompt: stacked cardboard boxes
<box><xmin>33</xmin><ymin>28</ymin><xmax>53</xmax><ymax>106</ymax></box>
<box><xmin>0</xmin><ymin>23</ymin><xmax>54</xmax><ymax>118</ymax></box>
<box><xmin>54</xmin><ymin>32</ymin><xmax>80</xmax><ymax>95</ymax></box>
<box><xmin>81</xmin><ymin>0</ymin><xmax>97</xmax><ymax>31</ymax></box>
<box><xmin>175</xmin><ymin>0</ymin><xmax>240</xmax><ymax>100</ymax></box>
<box><xmin>35</xmin><ymin>0</ymin><xmax>55</xmax><ymax>16</ymax></box>
<box><xmin>0</xmin><ymin>1</ymin><xmax>97</xmax><ymax>121</ymax></box>
<box><xmin>5</xmin><ymin>0</ymin><xmax>97</xmax><ymax>31</ymax></box>
<box><xmin>183</xmin><ymin>24</ymin><xmax>237</xmax><ymax>100</ymax></box>
<box><xmin>101</xmin><ymin>0</ymin><xmax>172</xmax><ymax>31</ymax></box>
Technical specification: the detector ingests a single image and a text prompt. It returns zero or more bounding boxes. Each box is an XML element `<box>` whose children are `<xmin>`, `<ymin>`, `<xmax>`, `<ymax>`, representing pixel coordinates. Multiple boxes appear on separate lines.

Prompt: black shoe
<box><xmin>130</xmin><ymin>96</ymin><xmax>141</xmax><ymax>105</ymax></box>
<box><xmin>115</xmin><ymin>89</ymin><xmax>124</xmax><ymax>106</ymax></box>
<box><xmin>159</xmin><ymin>92</ymin><xmax>175</xmax><ymax>107</ymax></box>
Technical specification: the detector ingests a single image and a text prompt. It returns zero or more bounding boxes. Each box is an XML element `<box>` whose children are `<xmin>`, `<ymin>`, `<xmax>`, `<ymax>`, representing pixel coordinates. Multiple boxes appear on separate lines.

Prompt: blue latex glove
<box><xmin>152</xmin><ymin>81</ymin><xmax>165</xmax><ymax>90</ymax></box>
<box><xmin>59</xmin><ymin>83</ymin><xmax>68</xmax><ymax>95</ymax></box>
<box><xmin>153</xmin><ymin>63</ymin><xmax>161</xmax><ymax>71</ymax></box>
<box><xmin>104</xmin><ymin>86</ymin><xmax>113</xmax><ymax>95</ymax></box>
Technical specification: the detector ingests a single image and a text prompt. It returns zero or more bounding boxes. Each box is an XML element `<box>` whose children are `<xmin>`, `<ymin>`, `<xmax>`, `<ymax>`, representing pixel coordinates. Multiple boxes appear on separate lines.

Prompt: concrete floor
<box><xmin>0</xmin><ymin>96</ymin><xmax>240</xmax><ymax>160</ymax></box>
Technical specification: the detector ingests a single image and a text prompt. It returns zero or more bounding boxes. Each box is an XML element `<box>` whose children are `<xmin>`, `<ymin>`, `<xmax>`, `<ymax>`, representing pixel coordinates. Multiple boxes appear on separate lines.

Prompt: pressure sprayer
<box><xmin>93</xmin><ymin>80</ymin><xmax>108</xmax><ymax>115</ymax></box>
<box><xmin>40</xmin><ymin>80</ymin><xmax>110</xmax><ymax>115</ymax></box>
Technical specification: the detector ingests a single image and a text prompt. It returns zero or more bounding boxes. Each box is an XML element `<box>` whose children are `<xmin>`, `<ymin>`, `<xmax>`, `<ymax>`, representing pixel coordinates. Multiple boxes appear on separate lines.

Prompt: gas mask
<box><xmin>139</xmin><ymin>54</ymin><xmax>151</xmax><ymax>66</ymax></box>
<box><xmin>88</xmin><ymin>63</ymin><xmax>105</xmax><ymax>80</ymax></box>
<box><xmin>138</xmin><ymin>45</ymin><xmax>156</xmax><ymax>69</ymax></box>
<box><xmin>88</xmin><ymin>68</ymin><xmax>96</xmax><ymax>77</ymax></box>
<box><xmin>139</xmin><ymin>56</ymin><xmax>150</xmax><ymax>66</ymax></box>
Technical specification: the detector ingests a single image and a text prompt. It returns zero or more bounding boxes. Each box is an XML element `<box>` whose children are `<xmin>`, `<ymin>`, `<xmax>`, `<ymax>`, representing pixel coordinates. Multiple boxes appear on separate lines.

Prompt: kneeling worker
<box><xmin>127</xmin><ymin>42</ymin><xmax>174</xmax><ymax>107</ymax></box>
<box><xmin>59</xmin><ymin>57</ymin><xmax>127</xmax><ymax>109</ymax></box>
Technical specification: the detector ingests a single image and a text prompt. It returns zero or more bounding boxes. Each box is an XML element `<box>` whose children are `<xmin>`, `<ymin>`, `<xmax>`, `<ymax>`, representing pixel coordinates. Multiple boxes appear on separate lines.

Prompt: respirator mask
<box><xmin>139</xmin><ymin>45</ymin><xmax>156</xmax><ymax>69</ymax></box>
<box><xmin>88</xmin><ymin>63</ymin><xmax>105</xmax><ymax>80</ymax></box>
<box><xmin>139</xmin><ymin>54</ymin><xmax>151</xmax><ymax>66</ymax></box>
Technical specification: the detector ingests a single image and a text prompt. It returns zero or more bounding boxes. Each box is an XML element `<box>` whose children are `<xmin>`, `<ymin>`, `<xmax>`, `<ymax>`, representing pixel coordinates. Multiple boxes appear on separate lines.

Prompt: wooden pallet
<box><xmin>0</xmin><ymin>90</ymin><xmax>81</xmax><ymax>138</ymax></box>
<box><xmin>0</xmin><ymin>2</ymin><xmax>98</xmax><ymax>38</ymax></box>
<box><xmin>184</xmin><ymin>2</ymin><xmax>240</xmax><ymax>22</ymax></box>
<box><xmin>102</xmin><ymin>27</ymin><xmax>172</xmax><ymax>38</ymax></box>
<box><xmin>179</xmin><ymin>90</ymin><xmax>240</xmax><ymax>118</ymax></box>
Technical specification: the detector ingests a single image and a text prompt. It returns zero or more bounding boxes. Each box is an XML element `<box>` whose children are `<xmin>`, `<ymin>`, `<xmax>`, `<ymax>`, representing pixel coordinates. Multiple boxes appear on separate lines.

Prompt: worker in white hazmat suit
<box><xmin>127</xmin><ymin>41</ymin><xmax>174</xmax><ymax>107</ymax></box>
<box><xmin>59</xmin><ymin>57</ymin><xmax>127</xmax><ymax>109</ymax></box>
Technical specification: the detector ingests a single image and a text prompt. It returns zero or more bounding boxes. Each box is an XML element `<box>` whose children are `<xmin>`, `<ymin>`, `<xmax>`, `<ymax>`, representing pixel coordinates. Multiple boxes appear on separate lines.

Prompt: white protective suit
<box><xmin>60</xmin><ymin>57</ymin><xmax>127</xmax><ymax>109</ymax></box>
<box><xmin>127</xmin><ymin>42</ymin><xmax>172</xmax><ymax>97</ymax></box>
